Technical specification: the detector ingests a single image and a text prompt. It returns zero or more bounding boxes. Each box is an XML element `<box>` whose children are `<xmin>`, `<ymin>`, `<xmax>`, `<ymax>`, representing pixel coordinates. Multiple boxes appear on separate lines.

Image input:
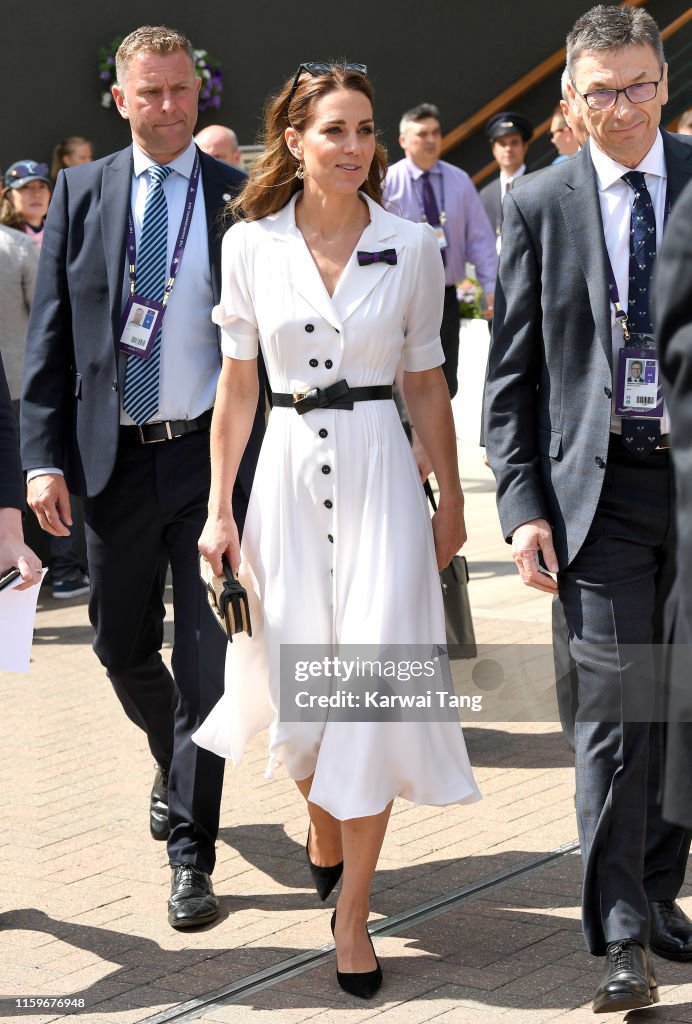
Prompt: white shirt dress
<box><xmin>193</xmin><ymin>193</ymin><xmax>481</xmax><ymax>819</ymax></box>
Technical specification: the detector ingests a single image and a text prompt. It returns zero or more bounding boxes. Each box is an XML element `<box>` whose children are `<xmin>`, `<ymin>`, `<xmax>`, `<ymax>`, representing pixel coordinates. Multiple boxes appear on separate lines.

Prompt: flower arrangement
<box><xmin>98</xmin><ymin>38</ymin><xmax>223</xmax><ymax>111</ymax></box>
<box><xmin>456</xmin><ymin>276</ymin><xmax>483</xmax><ymax>319</ymax></box>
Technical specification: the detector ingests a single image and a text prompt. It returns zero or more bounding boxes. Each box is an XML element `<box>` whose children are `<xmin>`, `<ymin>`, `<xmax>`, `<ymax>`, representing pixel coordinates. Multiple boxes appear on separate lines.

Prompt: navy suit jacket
<box><xmin>0</xmin><ymin>353</ymin><xmax>23</xmax><ymax>510</ymax></box>
<box><xmin>20</xmin><ymin>145</ymin><xmax>264</xmax><ymax>499</ymax></box>
<box><xmin>484</xmin><ymin>132</ymin><xmax>692</xmax><ymax>567</ymax></box>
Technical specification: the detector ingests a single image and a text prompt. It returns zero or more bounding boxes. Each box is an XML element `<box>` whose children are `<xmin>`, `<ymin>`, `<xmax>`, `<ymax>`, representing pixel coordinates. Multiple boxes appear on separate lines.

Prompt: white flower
<box><xmin>202</xmin><ymin>68</ymin><xmax>211</xmax><ymax>78</ymax></box>
<box><xmin>101</xmin><ymin>92</ymin><xmax>112</xmax><ymax>108</ymax></box>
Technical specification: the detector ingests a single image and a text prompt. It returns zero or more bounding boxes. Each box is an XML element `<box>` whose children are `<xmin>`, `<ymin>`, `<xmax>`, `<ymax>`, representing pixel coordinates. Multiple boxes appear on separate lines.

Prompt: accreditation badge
<box><xmin>118</xmin><ymin>295</ymin><xmax>165</xmax><ymax>358</ymax></box>
<box><xmin>433</xmin><ymin>226</ymin><xmax>448</xmax><ymax>251</ymax></box>
<box><xmin>614</xmin><ymin>345</ymin><xmax>665</xmax><ymax>418</ymax></box>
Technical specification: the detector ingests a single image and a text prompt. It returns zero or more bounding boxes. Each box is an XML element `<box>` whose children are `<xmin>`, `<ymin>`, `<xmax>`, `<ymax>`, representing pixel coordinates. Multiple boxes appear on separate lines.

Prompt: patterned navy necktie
<box><xmin>620</xmin><ymin>170</ymin><xmax>660</xmax><ymax>457</ymax></box>
<box><xmin>123</xmin><ymin>164</ymin><xmax>173</xmax><ymax>424</ymax></box>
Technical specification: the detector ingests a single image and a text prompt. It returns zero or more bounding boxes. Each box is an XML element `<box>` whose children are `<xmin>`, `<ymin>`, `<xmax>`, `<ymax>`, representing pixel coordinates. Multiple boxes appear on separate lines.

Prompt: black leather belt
<box><xmin>120</xmin><ymin>408</ymin><xmax>213</xmax><ymax>444</ymax></box>
<box><xmin>272</xmin><ymin>380</ymin><xmax>392</xmax><ymax>415</ymax></box>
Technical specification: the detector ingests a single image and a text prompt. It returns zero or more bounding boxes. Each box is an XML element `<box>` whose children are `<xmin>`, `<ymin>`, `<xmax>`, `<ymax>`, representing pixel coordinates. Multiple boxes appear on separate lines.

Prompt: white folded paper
<box><xmin>0</xmin><ymin>570</ymin><xmax>48</xmax><ymax>673</ymax></box>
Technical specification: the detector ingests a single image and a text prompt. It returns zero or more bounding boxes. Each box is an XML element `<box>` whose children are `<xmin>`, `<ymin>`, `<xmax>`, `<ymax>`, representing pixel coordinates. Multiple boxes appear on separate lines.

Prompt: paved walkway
<box><xmin>1</xmin><ymin>440</ymin><xmax>691</xmax><ymax>1024</ymax></box>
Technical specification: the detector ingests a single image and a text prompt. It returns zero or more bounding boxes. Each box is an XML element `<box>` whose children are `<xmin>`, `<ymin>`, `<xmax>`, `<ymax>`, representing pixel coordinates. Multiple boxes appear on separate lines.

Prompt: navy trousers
<box><xmin>84</xmin><ymin>427</ymin><xmax>247</xmax><ymax>875</ymax></box>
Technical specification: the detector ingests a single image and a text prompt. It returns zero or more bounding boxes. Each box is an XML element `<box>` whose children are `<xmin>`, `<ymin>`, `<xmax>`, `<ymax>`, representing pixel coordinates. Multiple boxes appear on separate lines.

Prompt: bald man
<box><xmin>194</xmin><ymin>125</ymin><xmax>241</xmax><ymax>166</ymax></box>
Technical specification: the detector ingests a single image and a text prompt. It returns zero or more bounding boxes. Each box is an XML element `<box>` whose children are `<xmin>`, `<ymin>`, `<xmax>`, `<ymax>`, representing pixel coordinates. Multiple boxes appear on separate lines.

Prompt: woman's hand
<box><xmin>198</xmin><ymin>512</ymin><xmax>240</xmax><ymax>576</ymax></box>
<box><xmin>431</xmin><ymin>497</ymin><xmax>466</xmax><ymax>571</ymax></box>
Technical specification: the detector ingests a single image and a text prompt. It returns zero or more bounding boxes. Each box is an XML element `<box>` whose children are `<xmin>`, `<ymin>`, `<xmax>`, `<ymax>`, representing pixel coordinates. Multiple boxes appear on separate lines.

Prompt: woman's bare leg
<box><xmin>296</xmin><ymin>775</ymin><xmax>343</xmax><ymax>866</ymax></box>
<box><xmin>334</xmin><ymin>802</ymin><xmax>393</xmax><ymax>972</ymax></box>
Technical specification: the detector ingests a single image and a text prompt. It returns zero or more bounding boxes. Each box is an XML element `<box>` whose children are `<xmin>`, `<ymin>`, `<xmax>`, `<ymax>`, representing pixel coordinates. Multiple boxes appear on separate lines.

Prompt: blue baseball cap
<box><xmin>4</xmin><ymin>160</ymin><xmax>51</xmax><ymax>190</ymax></box>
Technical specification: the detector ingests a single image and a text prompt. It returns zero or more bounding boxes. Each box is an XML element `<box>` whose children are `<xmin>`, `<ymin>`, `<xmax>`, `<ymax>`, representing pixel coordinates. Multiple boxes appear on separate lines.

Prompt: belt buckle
<box><xmin>292</xmin><ymin>389</ymin><xmax>313</xmax><ymax>403</ymax></box>
<box><xmin>137</xmin><ymin>421</ymin><xmax>172</xmax><ymax>444</ymax></box>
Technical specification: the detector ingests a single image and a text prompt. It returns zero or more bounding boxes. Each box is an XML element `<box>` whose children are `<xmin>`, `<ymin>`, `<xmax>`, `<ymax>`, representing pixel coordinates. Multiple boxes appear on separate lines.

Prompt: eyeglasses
<box><xmin>287</xmin><ymin>62</ymin><xmax>368</xmax><ymax>108</ymax></box>
<box><xmin>5</xmin><ymin>161</ymin><xmax>50</xmax><ymax>183</ymax></box>
<box><xmin>577</xmin><ymin>72</ymin><xmax>663</xmax><ymax>111</ymax></box>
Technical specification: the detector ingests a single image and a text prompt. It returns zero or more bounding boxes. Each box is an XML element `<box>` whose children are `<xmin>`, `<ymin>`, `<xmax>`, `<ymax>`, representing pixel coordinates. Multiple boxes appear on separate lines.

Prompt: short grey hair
<box><xmin>566</xmin><ymin>5</ymin><xmax>664</xmax><ymax>86</ymax></box>
<box><xmin>399</xmin><ymin>103</ymin><xmax>440</xmax><ymax>136</ymax></box>
<box><xmin>115</xmin><ymin>25</ymin><xmax>195</xmax><ymax>85</ymax></box>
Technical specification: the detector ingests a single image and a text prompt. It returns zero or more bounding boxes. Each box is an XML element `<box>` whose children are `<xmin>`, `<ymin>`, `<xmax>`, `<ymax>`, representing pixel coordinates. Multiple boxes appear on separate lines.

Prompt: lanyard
<box><xmin>126</xmin><ymin>151</ymin><xmax>201</xmax><ymax>305</ymax></box>
<box><xmin>605</xmin><ymin>177</ymin><xmax>670</xmax><ymax>342</ymax></box>
<box><xmin>412</xmin><ymin>168</ymin><xmax>447</xmax><ymax>226</ymax></box>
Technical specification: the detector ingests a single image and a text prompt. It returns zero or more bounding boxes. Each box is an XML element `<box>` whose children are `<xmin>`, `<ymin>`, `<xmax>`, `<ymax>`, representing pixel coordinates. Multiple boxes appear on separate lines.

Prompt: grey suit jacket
<box><xmin>479</xmin><ymin>178</ymin><xmax>502</xmax><ymax>237</ymax></box>
<box><xmin>20</xmin><ymin>146</ymin><xmax>264</xmax><ymax>500</ymax></box>
<box><xmin>484</xmin><ymin>131</ymin><xmax>692</xmax><ymax>568</ymax></box>
<box><xmin>0</xmin><ymin>225</ymin><xmax>38</xmax><ymax>401</ymax></box>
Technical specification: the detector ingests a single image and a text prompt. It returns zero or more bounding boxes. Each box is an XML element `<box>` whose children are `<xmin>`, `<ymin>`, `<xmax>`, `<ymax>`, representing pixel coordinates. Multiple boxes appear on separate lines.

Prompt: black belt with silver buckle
<box><xmin>272</xmin><ymin>380</ymin><xmax>392</xmax><ymax>415</ymax></box>
<box><xmin>120</xmin><ymin>408</ymin><xmax>213</xmax><ymax>445</ymax></box>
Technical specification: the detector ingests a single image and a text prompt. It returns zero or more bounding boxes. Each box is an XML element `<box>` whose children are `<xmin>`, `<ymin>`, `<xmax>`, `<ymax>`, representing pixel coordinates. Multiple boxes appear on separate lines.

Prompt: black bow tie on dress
<box><xmin>357</xmin><ymin>248</ymin><xmax>397</xmax><ymax>266</ymax></box>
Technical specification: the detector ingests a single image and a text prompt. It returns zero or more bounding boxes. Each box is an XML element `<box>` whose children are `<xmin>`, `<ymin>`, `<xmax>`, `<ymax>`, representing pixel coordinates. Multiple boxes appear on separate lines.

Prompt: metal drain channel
<box><xmin>140</xmin><ymin>839</ymin><xmax>580</xmax><ymax>1024</ymax></box>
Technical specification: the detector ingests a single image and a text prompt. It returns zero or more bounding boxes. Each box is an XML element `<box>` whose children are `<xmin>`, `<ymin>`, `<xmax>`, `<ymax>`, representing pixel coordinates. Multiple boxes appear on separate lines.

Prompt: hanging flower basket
<box><xmin>98</xmin><ymin>38</ymin><xmax>223</xmax><ymax>111</ymax></box>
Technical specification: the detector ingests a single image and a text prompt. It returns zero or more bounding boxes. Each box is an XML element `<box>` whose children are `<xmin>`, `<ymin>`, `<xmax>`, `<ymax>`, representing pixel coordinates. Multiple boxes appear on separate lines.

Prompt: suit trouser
<box><xmin>558</xmin><ymin>438</ymin><xmax>690</xmax><ymax>955</ymax></box>
<box><xmin>552</xmin><ymin>595</ymin><xmax>578</xmax><ymax>752</ymax></box>
<box><xmin>83</xmin><ymin>428</ymin><xmax>247</xmax><ymax>875</ymax></box>
<box><xmin>441</xmin><ymin>285</ymin><xmax>461</xmax><ymax>399</ymax></box>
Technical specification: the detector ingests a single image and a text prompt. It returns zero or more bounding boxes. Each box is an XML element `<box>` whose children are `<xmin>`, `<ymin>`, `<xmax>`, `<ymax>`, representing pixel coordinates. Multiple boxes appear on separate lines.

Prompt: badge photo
<box><xmin>119</xmin><ymin>295</ymin><xmax>165</xmax><ymax>359</ymax></box>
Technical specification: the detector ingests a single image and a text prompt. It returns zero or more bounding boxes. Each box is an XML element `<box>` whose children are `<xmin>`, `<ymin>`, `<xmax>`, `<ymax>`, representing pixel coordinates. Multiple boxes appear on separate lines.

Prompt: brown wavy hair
<box><xmin>231</xmin><ymin>64</ymin><xmax>387</xmax><ymax>222</ymax></box>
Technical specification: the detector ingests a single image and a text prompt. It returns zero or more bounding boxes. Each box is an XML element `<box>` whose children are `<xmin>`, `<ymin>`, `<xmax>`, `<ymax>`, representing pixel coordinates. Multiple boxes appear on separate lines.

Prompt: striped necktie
<box><xmin>123</xmin><ymin>164</ymin><xmax>173</xmax><ymax>424</ymax></box>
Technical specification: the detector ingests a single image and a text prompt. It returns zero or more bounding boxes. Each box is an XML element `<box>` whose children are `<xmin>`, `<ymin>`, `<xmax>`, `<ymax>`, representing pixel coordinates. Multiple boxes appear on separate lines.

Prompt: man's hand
<box><xmin>483</xmin><ymin>291</ymin><xmax>494</xmax><ymax>321</ymax></box>
<box><xmin>0</xmin><ymin>508</ymin><xmax>42</xmax><ymax>589</ymax></box>
<box><xmin>27</xmin><ymin>474</ymin><xmax>72</xmax><ymax>537</ymax></box>
<box><xmin>511</xmin><ymin>518</ymin><xmax>559</xmax><ymax>593</ymax></box>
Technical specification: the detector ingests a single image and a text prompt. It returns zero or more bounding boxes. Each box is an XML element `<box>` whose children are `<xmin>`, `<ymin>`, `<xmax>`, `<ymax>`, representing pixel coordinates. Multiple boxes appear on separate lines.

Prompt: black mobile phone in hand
<box><xmin>0</xmin><ymin>567</ymin><xmax>21</xmax><ymax>591</ymax></box>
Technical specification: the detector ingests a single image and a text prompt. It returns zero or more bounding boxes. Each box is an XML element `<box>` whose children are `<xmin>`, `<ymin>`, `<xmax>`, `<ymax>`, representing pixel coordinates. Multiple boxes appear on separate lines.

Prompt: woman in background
<box><xmin>50</xmin><ymin>136</ymin><xmax>93</xmax><ymax>182</ymax></box>
<box><xmin>0</xmin><ymin>161</ymin><xmax>52</xmax><ymax>249</ymax></box>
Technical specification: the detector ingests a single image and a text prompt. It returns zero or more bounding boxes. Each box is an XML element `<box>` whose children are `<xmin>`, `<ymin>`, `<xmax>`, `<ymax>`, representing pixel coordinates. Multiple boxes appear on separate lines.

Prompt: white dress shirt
<box><xmin>500</xmin><ymin>164</ymin><xmax>526</xmax><ymax>199</ymax></box>
<box><xmin>121</xmin><ymin>140</ymin><xmax>220</xmax><ymax>425</ymax></box>
<box><xmin>589</xmin><ymin>132</ymin><xmax>669</xmax><ymax>434</ymax></box>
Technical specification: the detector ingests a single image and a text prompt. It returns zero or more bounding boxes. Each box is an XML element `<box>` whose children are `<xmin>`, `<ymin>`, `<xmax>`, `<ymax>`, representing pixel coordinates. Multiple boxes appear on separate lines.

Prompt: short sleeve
<box><xmin>211</xmin><ymin>222</ymin><xmax>259</xmax><ymax>360</ymax></box>
<box><xmin>401</xmin><ymin>223</ymin><xmax>445</xmax><ymax>372</ymax></box>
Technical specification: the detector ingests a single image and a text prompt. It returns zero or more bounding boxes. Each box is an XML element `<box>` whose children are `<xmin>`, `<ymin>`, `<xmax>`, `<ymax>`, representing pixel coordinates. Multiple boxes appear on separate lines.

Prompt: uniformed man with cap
<box><xmin>479</xmin><ymin>111</ymin><xmax>533</xmax><ymax>244</ymax></box>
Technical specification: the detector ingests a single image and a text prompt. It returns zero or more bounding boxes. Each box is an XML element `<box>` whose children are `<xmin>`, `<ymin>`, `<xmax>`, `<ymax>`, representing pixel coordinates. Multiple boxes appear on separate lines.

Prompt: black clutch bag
<box><xmin>424</xmin><ymin>480</ymin><xmax>477</xmax><ymax>660</ymax></box>
<box><xmin>199</xmin><ymin>554</ymin><xmax>252</xmax><ymax>641</ymax></box>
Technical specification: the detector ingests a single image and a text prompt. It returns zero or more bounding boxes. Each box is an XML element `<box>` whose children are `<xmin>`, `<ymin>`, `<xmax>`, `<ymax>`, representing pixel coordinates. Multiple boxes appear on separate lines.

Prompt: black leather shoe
<box><xmin>592</xmin><ymin>940</ymin><xmax>659</xmax><ymax>1013</ymax></box>
<box><xmin>167</xmin><ymin>864</ymin><xmax>219</xmax><ymax>929</ymax></box>
<box><xmin>331</xmin><ymin>909</ymin><xmax>382</xmax><ymax>999</ymax></box>
<box><xmin>306</xmin><ymin>825</ymin><xmax>343</xmax><ymax>901</ymax></box>
<box><xmin>150</xmin><ymin>765</ymin><xmax>169</xmax><ymax>841</ymax></box>
<box><xmin>649</xmin><ymin>899</ymin><xmax>692</xmax><ymax>961</ymax></box>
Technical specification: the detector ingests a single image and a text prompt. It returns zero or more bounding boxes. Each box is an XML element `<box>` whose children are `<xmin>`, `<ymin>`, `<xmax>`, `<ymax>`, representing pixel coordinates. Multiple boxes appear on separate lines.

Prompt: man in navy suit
<box><xmin>485</xmin><ymin>4</ymin><xmax>692</xmax><ymax>1013</ymax></box>
<box><xmin>0</xmin><ymin>352</ymin><xmax>41</xmax><ymax>588</ymax></box>
<box><xmin>21</xmin><ymin>26</ymin><xmax>264</xmax><ymax>928</ymax></box>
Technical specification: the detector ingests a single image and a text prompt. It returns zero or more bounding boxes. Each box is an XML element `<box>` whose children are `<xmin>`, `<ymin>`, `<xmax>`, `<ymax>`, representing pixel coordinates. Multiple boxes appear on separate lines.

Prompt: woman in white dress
<box><xmin>196</xmin><ymin>63</ymin><xmax>480</xmax><ymax>998</ymax></box>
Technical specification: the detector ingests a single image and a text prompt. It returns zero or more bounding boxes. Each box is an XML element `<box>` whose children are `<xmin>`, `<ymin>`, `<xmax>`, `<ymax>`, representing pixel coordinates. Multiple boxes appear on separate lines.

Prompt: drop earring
<box><xmin>295</xmin><ymin>163</ymin><xmax>305</xmax><ymax>180</ymax></box>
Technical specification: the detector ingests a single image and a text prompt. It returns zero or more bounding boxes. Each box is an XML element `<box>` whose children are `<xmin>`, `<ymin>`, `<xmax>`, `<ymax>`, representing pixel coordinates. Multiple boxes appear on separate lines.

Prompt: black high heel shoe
<box><xmin>306</xmin><ymin>825</ymin><xmax>343</xmax><ymax>901</ymax></box>
<box><xmin>331</xmin><ymin>909</ymin><xmax>383</xmax><ymax>999</ymax></box>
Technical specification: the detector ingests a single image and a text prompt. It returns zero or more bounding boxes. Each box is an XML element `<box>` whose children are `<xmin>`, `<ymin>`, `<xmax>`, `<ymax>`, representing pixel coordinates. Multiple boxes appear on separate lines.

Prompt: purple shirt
<box><xmin>383</xmin><ymin>157</ymin><xmax>498</xmax><ymax>291</ymax></box>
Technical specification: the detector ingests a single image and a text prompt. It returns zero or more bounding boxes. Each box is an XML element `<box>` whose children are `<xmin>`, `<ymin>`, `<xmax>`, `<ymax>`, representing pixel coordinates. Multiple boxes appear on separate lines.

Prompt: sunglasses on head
<box><xmin>287</xmin><ymin>62</ymin><xmax>368</xmax><ymax>108</ymax></box>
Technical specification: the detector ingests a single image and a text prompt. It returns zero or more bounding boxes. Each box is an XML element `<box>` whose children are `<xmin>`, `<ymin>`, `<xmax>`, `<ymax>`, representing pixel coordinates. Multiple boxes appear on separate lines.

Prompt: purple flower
<box><xmin>100</xmin><ymin>70</ymin><xmax>111</xmax><ymax>81</ymax></box>
<box><xmin>107</xmin><ymin>55</ymin><xmax>115</xmax><ymax>65</ymax></box>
